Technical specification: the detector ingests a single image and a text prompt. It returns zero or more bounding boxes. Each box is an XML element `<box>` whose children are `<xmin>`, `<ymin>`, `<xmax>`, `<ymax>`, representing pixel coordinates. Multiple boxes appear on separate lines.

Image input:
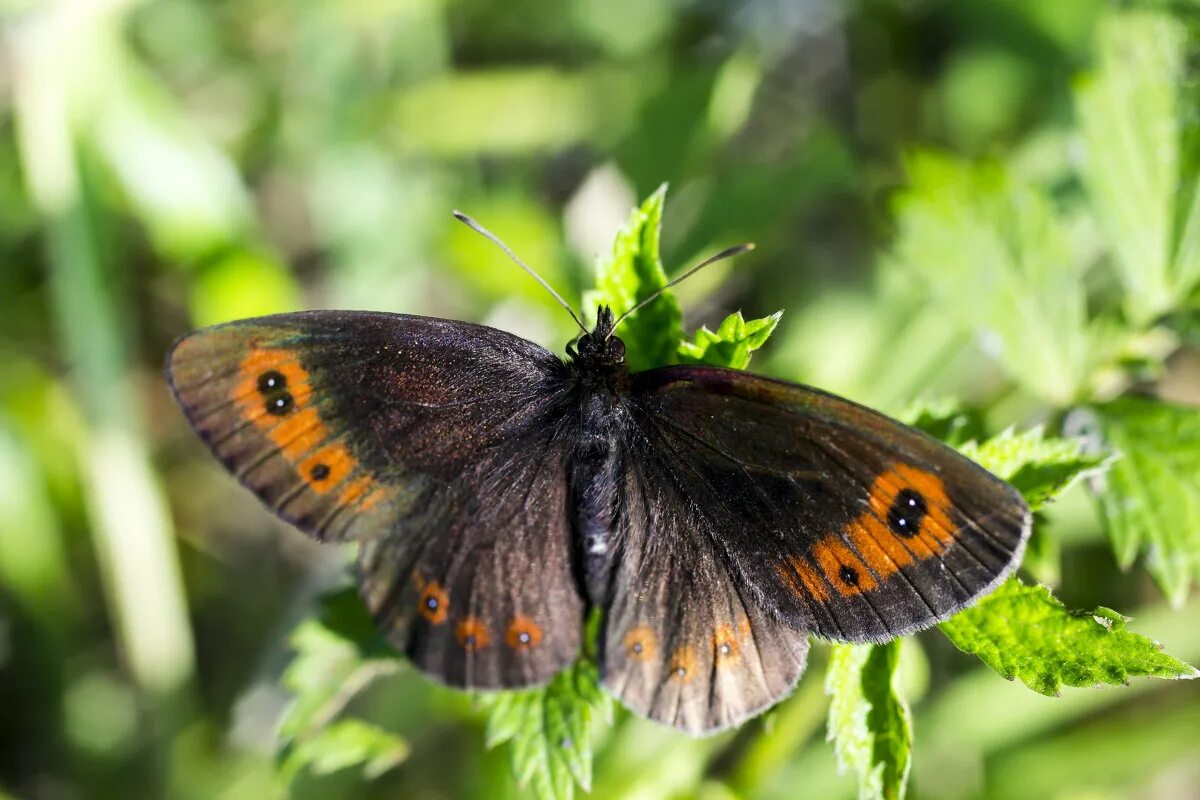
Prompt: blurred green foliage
<box><xmin>5</xmin><ymin>1</ymin><xmax>1200</xmax><ymax>799</ymax></box>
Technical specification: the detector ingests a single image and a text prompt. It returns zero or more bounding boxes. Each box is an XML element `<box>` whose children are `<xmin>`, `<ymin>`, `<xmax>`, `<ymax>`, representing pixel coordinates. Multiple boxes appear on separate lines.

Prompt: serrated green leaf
<box><xmin>1091</xmin><ymin>397</ymin><xmax>1200</xmax><ymax>605</ymax></box>
<box><xmin>958</xmin><ymin>426</ymin><xmax>1111</xmax><ymax>512</ymax></box>
<box><xmin>939</xmin><ymin>579</ymin><xmax>1198</xmax><ymax>695</ymax></box>
<box><xmin>277</xmin><ymin>588</ymin><xmax>403</xmax><ymax>785</ymax></box>
<box><xmin>279</xmin><ymin>719</ymin><xmax>409</xmax><ymax>783</ymax></box>
<box><xmin>1075</xmin><ymin>10</ymin><xmax>1200</xmax><ymax>324</ymax></box>
<box><xmin>677</xmin><ymin>310</ymin><xmax>782</xmax><ymax>369</ymax></box>
<box><xmin>890</xmin><ymin>152</ymin><xmax>1090</xmax><ymax>404</ymax></box>
<box><xmin>483</xmin><ymin>659</ymin><xmax>612</xmax><ymax>800</ymax></box>
<box><xmin>826</xmin><ymin>641</ymin><xmax>911</xmax><ymax>800</ymax></box>
<box><xmin>898</xmin><ymin>397</ymin><xmax>985</xmax><ymax>448</ymax></box>
<box><xmin>1022</xmin><ymin>515</ymin><xmax>1061</xmax><ymax>587</ymax></box>
<box><xmin>583</xmin><ymin>184</ymin><xmax>682</xmax><ymax>371</ymax></box>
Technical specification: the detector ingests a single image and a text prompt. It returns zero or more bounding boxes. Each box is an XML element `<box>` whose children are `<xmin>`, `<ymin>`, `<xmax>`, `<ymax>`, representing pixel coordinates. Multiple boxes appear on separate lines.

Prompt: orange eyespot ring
<box><xmin>667</xmin><ymin>646</ymin><xmax>697</xmax><ymax>682</ymax></box>
<box><xmin>623</xmin><ymin>625</ymin><xmax>656</xmax><ymax>662</ymax></box>
<box><xmin>505</xmin><ymin>617</ymin><xmax>543</xmax><ymax>650</ymax></box>
<box><xmin>455</xmin><ymin>617</ymin><xmax>491</xmax><ymax>651</ymax></box>
<box><xmin>713</xmin><ymin>625</ymin><xmax>741</xmax><ymax>666</ymax></box>
<box><xmin>417</xmin><ymin>581</ymin><xmax>449</xmax><ymax>624</ymax></box>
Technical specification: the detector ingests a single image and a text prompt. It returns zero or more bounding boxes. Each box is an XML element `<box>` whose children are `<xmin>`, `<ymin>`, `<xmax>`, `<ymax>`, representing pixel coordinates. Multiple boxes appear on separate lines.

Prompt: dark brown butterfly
<box><xmin>166</xmin><ymin>235</ymin><xmax>1029</xmax><ymax>735</ymax></box>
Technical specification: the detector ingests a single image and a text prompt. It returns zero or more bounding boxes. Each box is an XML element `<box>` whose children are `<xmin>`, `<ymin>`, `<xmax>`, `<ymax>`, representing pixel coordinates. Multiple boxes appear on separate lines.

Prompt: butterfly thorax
<box><xmin>565</xmin><ymin>305</ymin><xmax>629</xmax><ymax>391</ymax></box>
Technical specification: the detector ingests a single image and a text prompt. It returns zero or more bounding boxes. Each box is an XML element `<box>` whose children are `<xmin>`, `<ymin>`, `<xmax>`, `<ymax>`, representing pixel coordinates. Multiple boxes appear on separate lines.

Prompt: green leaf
<box><xmin>1090</xmin><ymin>397</ymin><xmax>1200</xmax><ymax>605</ymax></box>
<box><xmin>677</xmin><ymin>310</ymin><xmax>782</xmax><ymax>369</ymax></box>
<box><xmin>584</xmin><ymin>184</ymin><xmax>682</xmax><ymax>371</ymax></box>
<box><xmin>1075</xmin><ymin>10</ymin><xmax>1200</xmax><ymax>324</ymax></box>
<box><xmin>958</xmin><ymin>426</ymin><xmax>1112</xmax><ymax>512</ymax></box>
<box><xmin>898</xmin><ymin>397</ymin><xmax>985</xmax><ymax>448</ymax></box>
<box><xmin>1022</xmin><ymin>515</ymin><xmax>1062</xmax><ymax>587</ymax></box>
<box><xmin>826</xmin><ymin>641</ymin><xmax>912</xmax><ymax>800</ymax></box>
<box><xmin>890</xmin><ymin>152</ymin><xmax>1091</xmax><ymax>404</ymax></box>
<box><xmin>939</xmin><ymin>579</ymin><xmax>1198</xmax><ymax>696</ymax></box>
<box><xmin>279</xmin><ymin>719</ymin><xmax>409</xmax><ymax>783</ymax></box>
<box><xmin>277</xmin><ymin>588</ymin><xmax>403</xmax><ymax>784</ymax></box>
<box><xmin>483</xmin><ymin>659</ymin><xmax>612</xmax><ymax>800</ymax></box>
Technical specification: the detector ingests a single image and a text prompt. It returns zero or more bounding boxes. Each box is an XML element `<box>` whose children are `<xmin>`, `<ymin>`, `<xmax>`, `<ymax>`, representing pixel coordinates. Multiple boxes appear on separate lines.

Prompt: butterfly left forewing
<box><xmin>629</xmin><ymin>365</ymin><xmax>1031</xmax><ymax>644</ymax></box>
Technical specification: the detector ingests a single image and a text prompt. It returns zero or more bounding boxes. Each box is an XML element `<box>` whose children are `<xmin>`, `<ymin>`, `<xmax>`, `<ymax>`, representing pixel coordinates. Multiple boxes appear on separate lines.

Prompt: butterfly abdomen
<box><xmin>569</xmin><ymin>389</ymin><xmax>628</xmax><ymax>604</ymax></box>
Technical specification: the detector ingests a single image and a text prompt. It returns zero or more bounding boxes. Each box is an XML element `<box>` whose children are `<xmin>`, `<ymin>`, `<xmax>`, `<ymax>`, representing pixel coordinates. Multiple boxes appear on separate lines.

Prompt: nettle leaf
<box><xmin>1091</xmin><ymin>397</ymin><xmax>1200</xmax><ymax>606</ymax></box>
<box><xmin>677</xmin><ymin>310</ymin><xmax>782</xmax><ymax>369</ymax></box>
<box><xmin>1075</xmin><ymin>10</ymin><xmax>1200</xmax><ymax>324</ymax></box>
<box><xmin>482</xmin><ymin>659</ymin><xmax>612</xmax><ymax>800</ymax></box>
<box><xmin>584</xmin><ymin>183</ymin><xmax>683</xmax><ymax>371</ymax></box>
<box><xmin>939</xmin><ymin>579</ymin><xmax>1198</xmax><ymax>695</ymax></box>
<box><xmin>890</xmin><ymin>152</ymin><xmax>1091</xmax><ymax>405</ymax></box>
<box><xmin>826</xmin><ymin>641</ymin><xmax>912</xmax><ymax>800</ymax></box>
<box><xmin>958</xmin><ymin>426</ymin><xmax>1112</xmax><ymax>512</ymax></box>
<box><xmin>281</xmin><ymin>719</ymin><xmax>409</xmax><ymax>782</ymax></box>
<box><xmin>899</xmin><ymin>397</ymin><xmax>985</xmax><ymax>448</ymax></box>
<box><xmin>277</xmin><ymin>588</ymin><xmax>404</xmax><ymax>784</ymax></box>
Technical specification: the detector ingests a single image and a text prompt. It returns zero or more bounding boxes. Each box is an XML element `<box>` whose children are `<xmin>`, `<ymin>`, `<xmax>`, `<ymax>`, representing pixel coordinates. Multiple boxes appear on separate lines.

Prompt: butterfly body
<box><xmin>167</xmin><ymin>306</ymin><xmax>1029</xmax><ymax>734</ymax></box>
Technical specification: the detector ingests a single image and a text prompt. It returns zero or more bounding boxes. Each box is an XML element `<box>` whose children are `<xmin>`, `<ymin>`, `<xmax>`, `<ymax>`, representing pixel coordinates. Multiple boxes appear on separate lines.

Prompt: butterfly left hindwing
<box><xmin>167</xmin><ymin>311</ymin><xmax>586</xmax><ymax>689</ymax></box>
<box><xmin>595</xmin><ymin>364</ymin><xmax>1030</xmax><ymax>733</ymax></box>
<box><xmin>600</xmin><ymin>455</ymin><xmax>810</xmax><ymax>734</ymax></box>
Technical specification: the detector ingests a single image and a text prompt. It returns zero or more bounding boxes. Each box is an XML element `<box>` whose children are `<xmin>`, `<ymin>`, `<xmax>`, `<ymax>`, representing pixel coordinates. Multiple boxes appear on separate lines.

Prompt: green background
<box><xmin>2</xmin><ymin>0</ymin><xmax>1200</xmax><ymax>798</ymax></box>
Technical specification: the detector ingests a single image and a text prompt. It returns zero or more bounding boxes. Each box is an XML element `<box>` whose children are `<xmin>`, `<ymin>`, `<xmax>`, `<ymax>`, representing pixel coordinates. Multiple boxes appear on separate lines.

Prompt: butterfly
<box><xmin>166</xmin><ymin>219</ymin><xmax>1030</xmax><ymax>735</ymax></box>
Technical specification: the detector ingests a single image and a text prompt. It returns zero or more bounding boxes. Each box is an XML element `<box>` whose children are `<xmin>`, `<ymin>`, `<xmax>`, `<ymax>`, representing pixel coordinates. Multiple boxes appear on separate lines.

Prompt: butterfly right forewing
<box><xmin>168</xmin><ymin>311</ymin><xmax>587</xmax><ymax>690</ymax></box>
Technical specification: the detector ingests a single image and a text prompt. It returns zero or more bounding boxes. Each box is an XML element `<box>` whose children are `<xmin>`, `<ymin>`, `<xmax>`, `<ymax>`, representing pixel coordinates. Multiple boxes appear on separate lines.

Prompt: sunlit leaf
<box><xmin>677</xmin><ymin>310</ymin><xmax>782</xmax><ymax>369</ymax></box>
<box><xmin>584</xmin><ymin>184</ymin><xmax>682</xmax><ymax>371</ymax></box>
<box><xmin>939</xmin><ymin>579</ymin><xmax>1198</xmax><ymax>695</ymax></box>
<box><xmin>483</xmin><ymin>659</ymin><xmax>612</xmax><ymax>800</ymax></box>
<box><xmin>826</xmin><ymin>641</ymin><xmax>911</xmax><ymax>800</ymax></box>
<box><xmin>277</xmin><ymin>589</ymin><xmax>403</xmax><ymax>784</ymax></box>
<box><xmin>1090</xmin><ymin>397</ymin><xmax>1200</xmax><ymax>605</ymax></box>
<box><xmin>890</xmin><ymin>152</ymin><xmax>1091</xmax><ymax>404</ymax></box>
<box><xmin>1075</xmin><ymin>10</ymin><xmax>1200</xmax><ymax>324</ymax></box>
<box><xmin>280</xmin><ymin>719</ymin><xmax>409</xmax><ymax>782</ymax></box>
<box><xmin>959</xmin><ymin>426</ymin><xmax>1112</xmax><ymax>512</ymax></box>
<box><xmin>899</xmin><ymin>397</ymin><xmax>985</xmax><ymax>449</ymax></box>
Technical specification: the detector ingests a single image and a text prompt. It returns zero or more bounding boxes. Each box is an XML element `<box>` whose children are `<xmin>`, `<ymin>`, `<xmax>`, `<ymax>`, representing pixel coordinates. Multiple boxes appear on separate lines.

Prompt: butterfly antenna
<box><xmin>452</xmin><ymin>211</ymin><xmax>588</xmax><ymax>335</ymax></box>
<box><xmin>609</xmin><ymin>243</ymin><xmax>755</xmax><ymax>335</ymax></box>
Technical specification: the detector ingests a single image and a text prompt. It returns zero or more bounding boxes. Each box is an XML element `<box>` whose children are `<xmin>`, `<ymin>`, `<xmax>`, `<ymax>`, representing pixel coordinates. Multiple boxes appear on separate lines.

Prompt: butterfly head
<box><xmin>568</xmin><ymin>305</ymin><xmax>626</xmax><ymax>369</ymax></box>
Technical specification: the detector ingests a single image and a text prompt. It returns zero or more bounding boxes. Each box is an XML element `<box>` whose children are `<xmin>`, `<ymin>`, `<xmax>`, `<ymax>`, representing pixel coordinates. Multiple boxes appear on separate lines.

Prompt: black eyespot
<box><xmin>518</xmin><ymin>631</ymin><xmax>531</xmax><ymax>644</ymax></box>
<box><xmin>463</xmin><ymin>634</ymin><xmax>476</xmax><ymax>647</ymax></box>
<box><xmin>265</xmin><ymin>393</ymin><xmax>294</xmax><ymax>415</ymax></box>
<box><xmin>887</xmin><ymin>489</ymin><xmax>928</xmax><ymax>538</ymax></box>
<box><xmin>838</xmin><ymin>565</ymin><xmax>860</xmax><ymax>586</ymax></box>
<box><xmin>310</xmin><ymin>463</ymin><xmax>331</xmax><ymax>481</ymax></box>
<box><xmin>425</xmin><ymin>597</ymin><xmax>439</xmax><ymax>610</ymax></box>
<box><xmin>632</xmin><ymin>641</ymin><xmax>643</xmax><ymax>654</ymax></box>
<box><xmin>257</xmin><ymin>370</ymin><xmax>286</xmax><ymax>393</ymax></box>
